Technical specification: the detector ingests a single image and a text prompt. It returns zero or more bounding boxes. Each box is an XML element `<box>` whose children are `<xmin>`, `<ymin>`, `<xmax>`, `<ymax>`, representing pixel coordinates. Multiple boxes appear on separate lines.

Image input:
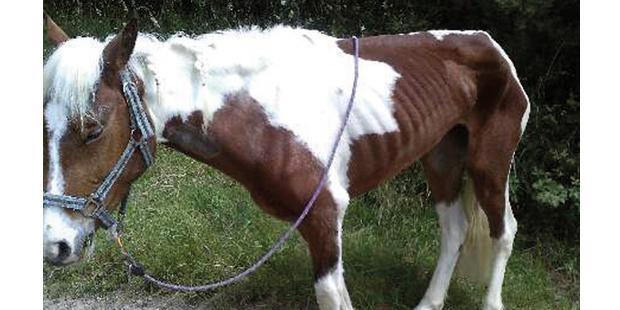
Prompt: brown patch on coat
<box><xmin>337</xmin><ymin>32</ymin><xmax>528</xmax><ymax>238</ymax></box>
<box><xmin>163</xmin><ymin>94</ymin><xmax>340</xmax><ymax>278</ymax></box>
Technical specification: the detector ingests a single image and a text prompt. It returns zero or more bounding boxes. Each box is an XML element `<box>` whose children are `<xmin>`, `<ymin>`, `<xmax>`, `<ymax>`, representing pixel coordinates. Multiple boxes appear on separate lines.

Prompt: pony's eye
<box><xmin>85</xmin><ymin>126</ymin><xmax>103</xmax><ymax>144</ymax></box>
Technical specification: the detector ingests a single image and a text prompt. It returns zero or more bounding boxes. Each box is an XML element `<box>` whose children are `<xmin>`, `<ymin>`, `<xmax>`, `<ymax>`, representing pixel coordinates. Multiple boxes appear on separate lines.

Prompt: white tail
<box><xmin>455</xmin><ymin>175</ymin><xmax>494</xmax><ymax>283</ymax></box>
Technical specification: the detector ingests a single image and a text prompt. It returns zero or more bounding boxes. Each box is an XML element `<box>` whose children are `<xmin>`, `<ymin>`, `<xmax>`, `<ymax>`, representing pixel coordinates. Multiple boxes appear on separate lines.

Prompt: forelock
<box><xmin>44</xmin><ymin>37</ymin><xmax>105</xmax><ymax>122</ymax></box>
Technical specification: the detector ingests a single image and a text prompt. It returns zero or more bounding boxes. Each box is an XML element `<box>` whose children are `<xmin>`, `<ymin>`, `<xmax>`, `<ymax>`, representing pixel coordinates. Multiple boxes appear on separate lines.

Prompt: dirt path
<box><xmin>43</xmin><ymin>291</ymin><xmax>199</xmax><ymax>310</ymax></box>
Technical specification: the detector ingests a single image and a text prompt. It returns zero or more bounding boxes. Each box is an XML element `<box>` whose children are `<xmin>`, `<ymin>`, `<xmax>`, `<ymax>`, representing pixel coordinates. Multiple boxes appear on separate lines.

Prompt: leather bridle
<box><xmin>43</xmin><ymin>69</ymin><xmax>155</xmax><ymax>231</ymax></box>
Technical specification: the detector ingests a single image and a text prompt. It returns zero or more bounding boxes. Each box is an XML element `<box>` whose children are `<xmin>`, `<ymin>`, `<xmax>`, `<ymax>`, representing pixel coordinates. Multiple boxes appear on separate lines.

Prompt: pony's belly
<box><xmin>346</xmin><ymin>130</ymin><xmax>424</xmax><ymax>197</ymax></box>
<box><xmin>346</xmin><ymin>105</ymin><xmax>462</xmax><ymax>198</ymax></box>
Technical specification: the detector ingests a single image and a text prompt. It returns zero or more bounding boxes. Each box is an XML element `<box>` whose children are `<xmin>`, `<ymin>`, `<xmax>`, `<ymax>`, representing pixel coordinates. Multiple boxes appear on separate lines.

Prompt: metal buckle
<box><xmin>130</xmin><ymin>128</ymin><xmax>143</xmax><ymax>144</ymax></box>
<box><xmin>82</xmin><ymin>195</ymin><xmax>104</xmax><ymax>218</ymax></box>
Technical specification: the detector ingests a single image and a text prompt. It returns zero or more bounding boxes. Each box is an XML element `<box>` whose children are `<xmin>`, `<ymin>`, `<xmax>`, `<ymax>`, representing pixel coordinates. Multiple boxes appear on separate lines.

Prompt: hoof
<box><xmin>482</xmin><ymin>302</ymin><xmax>504</xmax><ymax>310</ymax></box>
<box><xmin>414</xmin><ymin>299</ymin><xmax>443</xmax><ymax>310</ymax></box>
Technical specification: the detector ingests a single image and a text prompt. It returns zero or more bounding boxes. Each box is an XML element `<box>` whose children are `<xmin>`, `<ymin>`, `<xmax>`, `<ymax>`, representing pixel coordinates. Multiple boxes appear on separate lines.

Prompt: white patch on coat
<box><xmin>44</xmin><ymin>103</ymin><xmax>67</xmax><ymax>195</ymax></box>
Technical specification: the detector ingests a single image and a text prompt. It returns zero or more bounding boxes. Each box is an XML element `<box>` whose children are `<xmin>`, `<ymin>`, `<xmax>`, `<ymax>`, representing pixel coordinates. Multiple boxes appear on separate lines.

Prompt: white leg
<box><xmin>483</xmin><ymin>202</ymin><xmax>517</xmax><ymax>310</ymax></box>
<box><xmin>314</xmin><ymin>262</ymin><xmax>353</xmax><ymax>310</ymax></box>
<box><xmin>336</xmin><ymin>262</ymin><xmax>354</xmax><ymax>309</ymax></box>
<box><xmin>416</xmin><ymin>199</ymin><xmax>468</xmax><ymax>310</ymax></box>
<box><xmin>315</xmin><ymin>271</ymin><xmax>341</xmax><ymax>310</ymax></box>
<box><xmin>312</xmin><ymin>185</ymin><xmax>353</xmax><ymax>310</ymax></box>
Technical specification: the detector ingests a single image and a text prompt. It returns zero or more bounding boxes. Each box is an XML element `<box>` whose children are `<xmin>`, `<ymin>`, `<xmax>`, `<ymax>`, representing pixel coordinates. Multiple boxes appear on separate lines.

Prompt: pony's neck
<box><xmin>128</xmin><ymin>28</ymin><xmax>340</xmax><ymax>142</ymax></box>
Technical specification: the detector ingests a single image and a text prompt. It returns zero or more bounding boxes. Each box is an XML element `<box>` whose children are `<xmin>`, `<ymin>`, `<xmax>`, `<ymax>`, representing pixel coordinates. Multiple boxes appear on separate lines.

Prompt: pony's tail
<box><xmin>455</xmin><ymin>175</ymin><xmax>494</xmax><ymax>283</ymax></box>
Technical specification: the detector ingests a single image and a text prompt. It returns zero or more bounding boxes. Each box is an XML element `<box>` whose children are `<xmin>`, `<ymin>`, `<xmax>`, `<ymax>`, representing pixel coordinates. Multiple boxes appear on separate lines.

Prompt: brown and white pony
<box><xmin>43</xmin><ymin>17</ymin><xmax>529</xmax><ymax>310</ymax></box>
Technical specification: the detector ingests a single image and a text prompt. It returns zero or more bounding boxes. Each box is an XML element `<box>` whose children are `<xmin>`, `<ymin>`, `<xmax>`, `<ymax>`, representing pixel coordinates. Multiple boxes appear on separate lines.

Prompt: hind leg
<box><xmin>416</xmin><ymin>198</ymin><xmax>468</xmax><ymax>310</ymax></box>
<box><xmin>467</xmin><ymin>119</ymin><xmax>521</xmax><ymax>310</ymax></box>
<box><xmin>484</xmin><ymin>193</ymin><xmax>517</xmax><ymax>310</ymax></box>
<box><xmin>467</xmin><ymin>166</ymin><xmax>517</xmax><ymax>310</ymax></box>
<box><xmin>299</xmin><ymin>188</ymin><xmax>353</xmax><ymax>310</ymax></box>
<box><xmin>416</xmin><ymin>127</ymin><xmax>469</xmax><ymax>310</ymax></box>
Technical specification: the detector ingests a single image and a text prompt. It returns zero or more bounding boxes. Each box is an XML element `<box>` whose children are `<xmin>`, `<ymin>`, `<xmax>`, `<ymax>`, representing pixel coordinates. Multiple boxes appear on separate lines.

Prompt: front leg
<box><xmin>298</xmin><ymin>199</ymin><xmax>353</xmax><ymax>310</ymax></box>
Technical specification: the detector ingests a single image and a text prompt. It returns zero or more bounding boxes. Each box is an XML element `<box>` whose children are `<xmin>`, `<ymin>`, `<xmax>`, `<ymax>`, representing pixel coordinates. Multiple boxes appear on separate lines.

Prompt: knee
<box><xmin>494</xmin><ymin>227</ymin><xmax>516</xmax><ymax>255</ymax></box>
<box><xmin>495</xmin><ymin>236</ymin><xmax>513</xmax><ymax>256</ymax></box>
<box><xmin>497</xmin><ymin>207</ymin><xmax>517</xmax><ymax>253</ymax></box>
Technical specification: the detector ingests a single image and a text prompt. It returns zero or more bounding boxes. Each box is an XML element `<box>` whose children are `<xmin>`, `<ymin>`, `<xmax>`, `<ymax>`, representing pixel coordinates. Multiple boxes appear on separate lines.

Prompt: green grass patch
<box><xmin>44</xmin><ymin>148</ymin><xmax>578</xmax><ymax>309</ymax></box>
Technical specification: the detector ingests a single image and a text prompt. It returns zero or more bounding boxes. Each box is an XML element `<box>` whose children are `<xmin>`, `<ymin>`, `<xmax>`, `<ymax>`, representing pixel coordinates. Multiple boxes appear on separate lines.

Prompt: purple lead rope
<box><xmin>116</xmin><ymin>36</ymin><xmax>360</xmax><ymax>292</ymax></box>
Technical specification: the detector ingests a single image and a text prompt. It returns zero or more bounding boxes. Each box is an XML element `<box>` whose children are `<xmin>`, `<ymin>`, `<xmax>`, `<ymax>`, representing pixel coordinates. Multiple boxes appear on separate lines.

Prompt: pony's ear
<box><xmin>101</xmin><ymin>18</ymin><xmax>138</xmax><ymax>85</ymax></box>
<box><xmin>44</xmin><ymin>13</ymin><xmax>69</xmax><ymax>46</ymax></box>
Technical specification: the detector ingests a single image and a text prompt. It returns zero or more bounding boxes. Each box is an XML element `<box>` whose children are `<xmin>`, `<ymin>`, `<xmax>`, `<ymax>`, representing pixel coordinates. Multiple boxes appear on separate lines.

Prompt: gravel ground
<box><xmin>43</xmin><ymin>291</ymin><xmax>198</xmax><ymax>310</ymax></box>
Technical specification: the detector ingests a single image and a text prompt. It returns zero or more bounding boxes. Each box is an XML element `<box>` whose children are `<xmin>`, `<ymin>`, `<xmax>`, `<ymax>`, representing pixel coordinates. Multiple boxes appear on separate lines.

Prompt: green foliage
<box><xmin>532</xmin><ymin>173</ymin><xmax>569</xmax><ymax>208</ymax></box>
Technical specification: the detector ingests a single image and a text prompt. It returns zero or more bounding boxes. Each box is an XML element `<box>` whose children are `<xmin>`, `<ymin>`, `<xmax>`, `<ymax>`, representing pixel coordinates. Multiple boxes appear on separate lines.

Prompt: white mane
<box><xmin>43</xmin><ymin>37</ymin><xmax>105</xmax><ymax>122</ymax></box>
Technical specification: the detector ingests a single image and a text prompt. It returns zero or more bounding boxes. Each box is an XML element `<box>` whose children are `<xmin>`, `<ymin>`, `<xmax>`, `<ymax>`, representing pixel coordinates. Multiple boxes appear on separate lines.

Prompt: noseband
<box><xmin>43</xmin><ymin>70</ymin><xmax>155</xmax><ymax>230</ymax></box>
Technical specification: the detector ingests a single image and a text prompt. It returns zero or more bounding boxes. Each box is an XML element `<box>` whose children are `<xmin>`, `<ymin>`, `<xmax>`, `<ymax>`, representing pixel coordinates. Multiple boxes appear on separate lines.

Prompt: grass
<box><xmin>44</xmin><ymin>147</ymin><xmax>579</xmax><ymax>309</ymax></box>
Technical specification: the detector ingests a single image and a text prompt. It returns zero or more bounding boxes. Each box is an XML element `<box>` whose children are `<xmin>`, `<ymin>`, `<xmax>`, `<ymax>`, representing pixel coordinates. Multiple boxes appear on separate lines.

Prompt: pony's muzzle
<box><xmin>45</xmin><ymin>232</ymin><xmax>95</xmax><ymax>266</ymax></box>
<box><xmin>48</xmin><ymin>240</ymin><xmax>71</xmax><ymax>264</ymax></box>
<box><xmin>44</xmin><ymin>206</ymin><xmax>97</xmax><ymax>266</ymax></box>
<box><xmin>45</xmin><ymin>239</ymin><xmax>72</xmax><ymax>265</ymax></box>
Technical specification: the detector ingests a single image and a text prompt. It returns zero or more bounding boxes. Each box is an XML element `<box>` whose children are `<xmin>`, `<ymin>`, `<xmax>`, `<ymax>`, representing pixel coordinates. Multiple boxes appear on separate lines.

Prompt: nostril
<box><xmin>55</xmin><ymin>241</ymin><xmax>71</xmax><ymax>261</ymax></box>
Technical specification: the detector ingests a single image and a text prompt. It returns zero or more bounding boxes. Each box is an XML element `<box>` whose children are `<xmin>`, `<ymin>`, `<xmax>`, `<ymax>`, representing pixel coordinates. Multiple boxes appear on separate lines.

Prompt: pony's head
<box><xmin>43</xmin><ymin>15</ymin><xmax>155</xmax><ymax>265</ymax></box>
